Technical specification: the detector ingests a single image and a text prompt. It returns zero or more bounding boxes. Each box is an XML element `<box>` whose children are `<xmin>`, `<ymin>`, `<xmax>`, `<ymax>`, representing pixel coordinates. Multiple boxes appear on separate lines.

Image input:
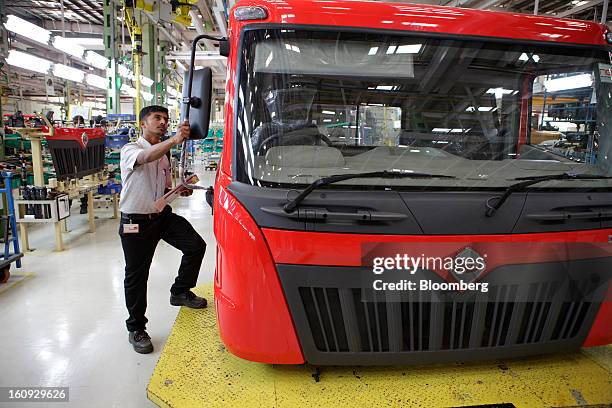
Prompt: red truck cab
<box><xmin>210</xmin><ymin>0</ymin><xmax>612</xmax><ymax>365</ymax></box>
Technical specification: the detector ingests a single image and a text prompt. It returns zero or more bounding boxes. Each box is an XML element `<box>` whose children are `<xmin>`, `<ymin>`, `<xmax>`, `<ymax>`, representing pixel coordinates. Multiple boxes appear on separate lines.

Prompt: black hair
<box><xmin>139</xmin><ymin>105</ymin><xmax>169</xmax><ymax>123</ymax></box>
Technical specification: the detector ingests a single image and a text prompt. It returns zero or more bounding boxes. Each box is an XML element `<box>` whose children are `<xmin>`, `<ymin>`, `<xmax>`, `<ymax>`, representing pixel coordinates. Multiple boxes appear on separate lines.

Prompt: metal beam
<box><xmin>212</xmin><ymin>0</ymin><xmax>228</xmax><ymax>37</ymax></box>
<box><xmin>141</xmin><ymin>10</ymin><xmax>187</xmax><ymax>51</ymax></box>
<box><xmin>556</xmin><ymin>0</ymin><xmax>604</xmax><ymax>18</ymax></box>
<box><xmin>444</xmin><ymin>0</ymin><xmax>474</xmax><ymax>6</ymax></box>
<box><xmin>474</xmin><ymin>0</ymin><xmax>506</xmax><ymax>9</ymax></box>
<box><xmin>69</xmin><ymin>0</ymin><xmax>104</xmax><ymax>24</ymax></box>
<box><xmin>189</xmin><ymin>9</ymin><xmax>216</xmax><ymax>51</ymax></box>
<box><xmin>0</xmin><ymin>0</ymin><xmax>8</xmax><ymax>60</ymax></box>
<box><xmin>41</xmin><ymin>20</ymin><xmax>104</xmax><ymax>34</ymax></box>
<box><xmin>196</xmin><ymin>0</ymin><xmax>216</xmax><ymax>31</ymax></box>
<box><xmin>165</xmin><ymin>51</ymin><xmax>225</xmax><ymax>61</ymax></box>
<box><xmin>103</xmin><ymin>0</ymin><xmax>120</xmax><ymax>114</ymax></box>
<box><xmin>602</xmin><ymin>0</ymin><xmax>609</xmax><ymax>23</ymax></box>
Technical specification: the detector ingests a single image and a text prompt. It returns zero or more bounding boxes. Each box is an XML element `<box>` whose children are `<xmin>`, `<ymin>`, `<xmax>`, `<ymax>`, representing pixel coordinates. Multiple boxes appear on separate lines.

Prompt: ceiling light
<box><xmin>466</xmin><ymin>106</ymin><xmax>495</xmax><ymax>112</ymax></box>
<box><xmin>83</xmin><ymin>101</ymin><xmax>106</xmax><ymax>109</ymax></box>
<box><xmin>141</xmin><ymin>91</ymin><xmax>154</xmax><ymax>101</ymax></box>
<box><xmin>322</xmin><ymin>110</ymin><xmax>336</xmax><ymax>115</ymax></box>
<box><xmin>396</xmin><ymin>44</ymin><xmax>422</xmax><ymax>54</ymax></box>
<box><xmin>486</xmin><ymin>87</ymin><xmax>514</xmax><ymax>95</ymax></box>
<box><xmin>53</xmin><ymin>36</ymin><xmax>85</xmax><ymax>59</ymax></box>
<box><xmin>86</xmin><ymin>74</ymin><xmax>107</xmax><ymax>89</ymax></box>
<box><xmin>6</xmin><ymin>50</ymin><xmax>52</xmax><ymax>74</ymax></box>
<box><xmin>519</xmin><ymin>53</ymin><xmax>540</xmax><ymax>63</ymax></box>
<box><xmin>376</xmin><ymin>85</ymin><xmax>394</xmax><ymax>90</ymax></box>
<box><xmin>432</xmin><ymin>128</ymin><xmax>452</xmax><ymax>133</ymax></box>
<box><xmin>486</xmin><ymin>87</ymin><xmax>515</xmax><ymax>99</ymax></box>
<box><xmin>121</xmin><ymin>84</ymin><xmax>137</xmax><ymax>97</ymax></box>
<box><xmin>69</xmin><ymin>37</ymin><xmax>104</xmax><ymax>47</ymax></box>
<box><xmin>368</xmin><ymin>47</ymin><xmax>378</xmax><ymax>55</ymax></box>
<box><xmin>140</xmin><ymin>75</ymin><xmax>154</xmax><ymax>87</ymax></box>
<box><xmin>53</xmin><ymin>64</ymin><xmax>85</xmax><ymax>82</ymax></box>
<box><xmin>544</xmin><ymin>74</ymin><xmax>592</xmax><ymax>92</ymax></box>
<box><xmin>117</xmin><ymin>64</ymin><xmax>133</xmax><ymax>80</ymax></box>
<box><xmin>4</xmin><ymin>14</ymin><xmax>51</xmax><ymax>45</ymax></box>
<box><xmin>85</xmin><ymin>51</ymin><xmax>108</xmax><ymax>70</ymax></box>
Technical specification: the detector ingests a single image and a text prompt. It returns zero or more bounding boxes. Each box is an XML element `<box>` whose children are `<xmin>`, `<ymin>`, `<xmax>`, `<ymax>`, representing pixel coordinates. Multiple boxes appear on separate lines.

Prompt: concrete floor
<box><xmin>0</xmin><ymin>169</ymin><xmax>217</xmax><ymax>408</ymax></box>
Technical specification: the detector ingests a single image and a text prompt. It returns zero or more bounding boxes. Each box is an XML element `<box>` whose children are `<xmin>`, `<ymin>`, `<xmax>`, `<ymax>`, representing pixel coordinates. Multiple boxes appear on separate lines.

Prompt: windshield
<box><xmin>234</xmin><ymin>28</ymin><xmax>612</xmax><ymax>189</ymax></box>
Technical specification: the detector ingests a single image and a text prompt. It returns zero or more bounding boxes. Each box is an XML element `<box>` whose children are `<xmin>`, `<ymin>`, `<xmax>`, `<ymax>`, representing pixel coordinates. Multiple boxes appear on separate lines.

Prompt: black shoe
<box><xmin>128</xmin><ymin>330</ymin><xmax>153</xmax><ymax>354</ymax></box>
<box><xmin>170</xmin><ymin>291</ymin><xmax>207</xmax><ymax>309</ymax></box>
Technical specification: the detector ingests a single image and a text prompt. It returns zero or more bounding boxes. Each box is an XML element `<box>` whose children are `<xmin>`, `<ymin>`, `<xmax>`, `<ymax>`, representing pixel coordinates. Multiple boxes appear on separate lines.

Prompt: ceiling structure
<box><xmin>0</xmin><ymin>0</ymin><xmax>610</xmax><ymax>111</ymax></box>
<box><xmin>6</xmin><ymin>0</ymin><xmax>104</xmax><ymax>26</ymax></box>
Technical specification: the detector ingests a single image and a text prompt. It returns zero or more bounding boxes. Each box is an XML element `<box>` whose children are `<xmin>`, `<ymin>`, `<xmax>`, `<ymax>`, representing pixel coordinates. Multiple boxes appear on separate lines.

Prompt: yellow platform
<box><xmin>148</xmin><ymin>285</ymin><xmax>612</xmax><ymax>407</ymax></box>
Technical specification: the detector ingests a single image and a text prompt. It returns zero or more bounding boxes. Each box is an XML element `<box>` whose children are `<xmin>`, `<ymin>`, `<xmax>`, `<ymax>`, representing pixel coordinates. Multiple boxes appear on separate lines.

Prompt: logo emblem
<box><xmin>450</xmin><ymin>247</ymin><xmax>486</xmax><ymax>283</ymax></box>
<box><xmin>81</xmin><ymin>132</ymin><xmax>89</xmax><ymax>149</ymax></box>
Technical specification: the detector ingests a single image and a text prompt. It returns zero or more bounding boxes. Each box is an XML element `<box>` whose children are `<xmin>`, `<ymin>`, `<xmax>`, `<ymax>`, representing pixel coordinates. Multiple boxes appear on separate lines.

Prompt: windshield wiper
<box><xmin>283</xmin><ymin>170</ymin><xmax>455</xmax><ymax>213</ymax></box>
<box><xmin>485</xmin><ymin>173</ymin><xmax>612</xmax><ymax>217</ymax></box>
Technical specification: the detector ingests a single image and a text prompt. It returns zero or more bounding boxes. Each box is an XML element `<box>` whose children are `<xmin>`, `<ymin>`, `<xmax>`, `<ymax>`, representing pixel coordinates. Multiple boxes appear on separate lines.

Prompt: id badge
<box><xmin>123</xmin><ymin>223</ymin><xmax>139</xmax><ymax>234</ymax></box>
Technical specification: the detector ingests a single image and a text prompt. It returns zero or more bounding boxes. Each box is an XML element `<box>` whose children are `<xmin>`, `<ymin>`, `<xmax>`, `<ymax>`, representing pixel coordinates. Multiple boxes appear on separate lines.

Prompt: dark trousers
<box><xmin>119</xmin><ymin>206</ymin><xmax>206</xmax><ymax>332</ymax></box>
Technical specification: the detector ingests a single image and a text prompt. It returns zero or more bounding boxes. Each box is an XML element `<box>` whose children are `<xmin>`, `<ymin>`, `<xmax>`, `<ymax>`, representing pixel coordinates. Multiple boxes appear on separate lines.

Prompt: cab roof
<box><xmin>231</xmin><ymin>0</ymin><xmax>610</xmax><ymax>46</ymax></box>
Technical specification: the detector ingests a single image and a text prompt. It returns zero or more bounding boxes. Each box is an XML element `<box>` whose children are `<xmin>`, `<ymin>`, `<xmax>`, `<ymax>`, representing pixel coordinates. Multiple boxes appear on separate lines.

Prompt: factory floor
<box><xmin>0</xmin><ymin>167</ymin><xmax>611</xmax><ymax>408</ymax></box>
<box><xmin>150</xmin><ymin>284</ymin><xmax>612</xmax><ymax>408</ymax></box>
<box><xmin>0</xmin><ymin>169</ymin><xmax>217</xmax><ymax>408</ymax></box>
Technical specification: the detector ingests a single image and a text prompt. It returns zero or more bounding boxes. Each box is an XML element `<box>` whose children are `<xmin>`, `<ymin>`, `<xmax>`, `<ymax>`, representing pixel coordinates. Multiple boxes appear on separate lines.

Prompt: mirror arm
<box><xmin>181</xmin><ymin>34</ymin><xmax>227</xmax><ymax>190</ymax></box>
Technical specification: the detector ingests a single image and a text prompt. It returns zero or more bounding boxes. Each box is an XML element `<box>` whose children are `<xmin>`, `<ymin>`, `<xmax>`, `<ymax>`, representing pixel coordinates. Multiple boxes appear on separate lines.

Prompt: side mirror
<box><xmin>180</xmin><ymin>67</ymin><xmax>212</xmax><ymax>139</ymax></box>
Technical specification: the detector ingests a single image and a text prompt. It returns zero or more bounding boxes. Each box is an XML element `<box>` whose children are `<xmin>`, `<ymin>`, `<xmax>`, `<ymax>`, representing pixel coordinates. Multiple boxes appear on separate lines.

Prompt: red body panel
<box><xmin>262</xmin><ymin>228</ymin><xmax>612</xmax><ymax>267</ymax></box>
<box><xmin>213</xmin><ymin>171</ymin><xmax>304</xmax><ymax>363</ymax></box>
<box><xmin>43</xmin><ymin>126</ymin><xmax>105</xmax><ymax>150</ymax></box>
<box><xmin>216</xmin><ymin>0</ymin><xmax>612</xmax><ymax>363</ymax></box>
<box><xmin>234</xmin><ymin>0</ymin><xmax>609</xmax><ymax>45</ymax></box>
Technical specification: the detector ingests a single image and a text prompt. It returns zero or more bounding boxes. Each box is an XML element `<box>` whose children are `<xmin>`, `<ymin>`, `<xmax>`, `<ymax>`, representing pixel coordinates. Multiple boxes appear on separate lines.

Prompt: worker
<box><xmin>72</xmin><ymin>115</ymin><xmax>85</xmax><ymax>127</ymax></box>
<box><xmin>119</xmin><ymin>105</ymin><xmax>207</xmax><ymax>354</ymax></box>
<box><xmin>45</xmin><ymin>110</ymin><xmax>55</xmax><ymax>127</ymax></box>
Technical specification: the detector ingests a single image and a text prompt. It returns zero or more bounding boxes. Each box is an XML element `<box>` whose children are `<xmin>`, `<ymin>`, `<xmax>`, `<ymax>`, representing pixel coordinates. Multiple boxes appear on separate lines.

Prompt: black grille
<box><xmin>48</xmin><ymin>138</ymin><xmax>106</xmax><ymax>180</ymax></box>
<box><xmin>299</xmin><ymin>282</ymin><xmax>598</xmax><ymax>355</ymax></box>
<box><xmin>280</xmin><ymin>261</ymin><xmax>609</xmax><ymax>365</ymax></box>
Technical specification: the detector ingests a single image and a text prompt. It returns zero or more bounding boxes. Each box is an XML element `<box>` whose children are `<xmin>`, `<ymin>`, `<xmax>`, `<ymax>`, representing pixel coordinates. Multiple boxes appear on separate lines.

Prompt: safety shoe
<box><xmin>128</xmin><ymin>330</ymin><xmax>153</xmax><ymax>354</ymax></box>
<box><xmin>170</xmin><ymin>291</ymin><xmax>207</xmax><ymax>309</ymax></box>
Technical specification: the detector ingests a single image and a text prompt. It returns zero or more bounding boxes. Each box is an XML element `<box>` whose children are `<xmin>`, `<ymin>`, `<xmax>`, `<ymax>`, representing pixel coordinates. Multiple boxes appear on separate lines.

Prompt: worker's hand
<box><xmin>172</xmin><ymin>121</ymin><xmax>191</xmax><ymax>145</ymax></box>
<box><xmin>179</xmin><ymin>188</ymin><xmax>193</xmax><ymax>197</ymax></box>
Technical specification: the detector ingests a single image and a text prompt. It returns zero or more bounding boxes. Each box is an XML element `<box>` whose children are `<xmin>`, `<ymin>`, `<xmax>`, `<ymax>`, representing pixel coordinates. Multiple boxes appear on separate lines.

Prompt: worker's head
<box><xmin>139</xmin><ymin>105</ymin><xmax>169</xmax><ymax>144</ymax></box>
<box><xmin>72</xmin><ymin>115</ymin><xmax>85</xmax><ymax>126</ymax></box>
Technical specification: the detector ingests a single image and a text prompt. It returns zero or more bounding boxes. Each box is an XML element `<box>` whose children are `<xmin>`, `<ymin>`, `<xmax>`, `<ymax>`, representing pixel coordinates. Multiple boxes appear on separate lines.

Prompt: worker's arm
<box><xmin>136</xmin><ymin>121</ymin><xmax>190</xmax><ymax>164</ymax></box>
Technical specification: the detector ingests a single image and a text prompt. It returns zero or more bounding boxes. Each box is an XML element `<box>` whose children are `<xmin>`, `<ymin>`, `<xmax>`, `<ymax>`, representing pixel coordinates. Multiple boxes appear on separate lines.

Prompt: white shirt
<box><xmin>119</xmin><ymin>136</ymin><xmax>171</xmax><ymax>214</ymax></box>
